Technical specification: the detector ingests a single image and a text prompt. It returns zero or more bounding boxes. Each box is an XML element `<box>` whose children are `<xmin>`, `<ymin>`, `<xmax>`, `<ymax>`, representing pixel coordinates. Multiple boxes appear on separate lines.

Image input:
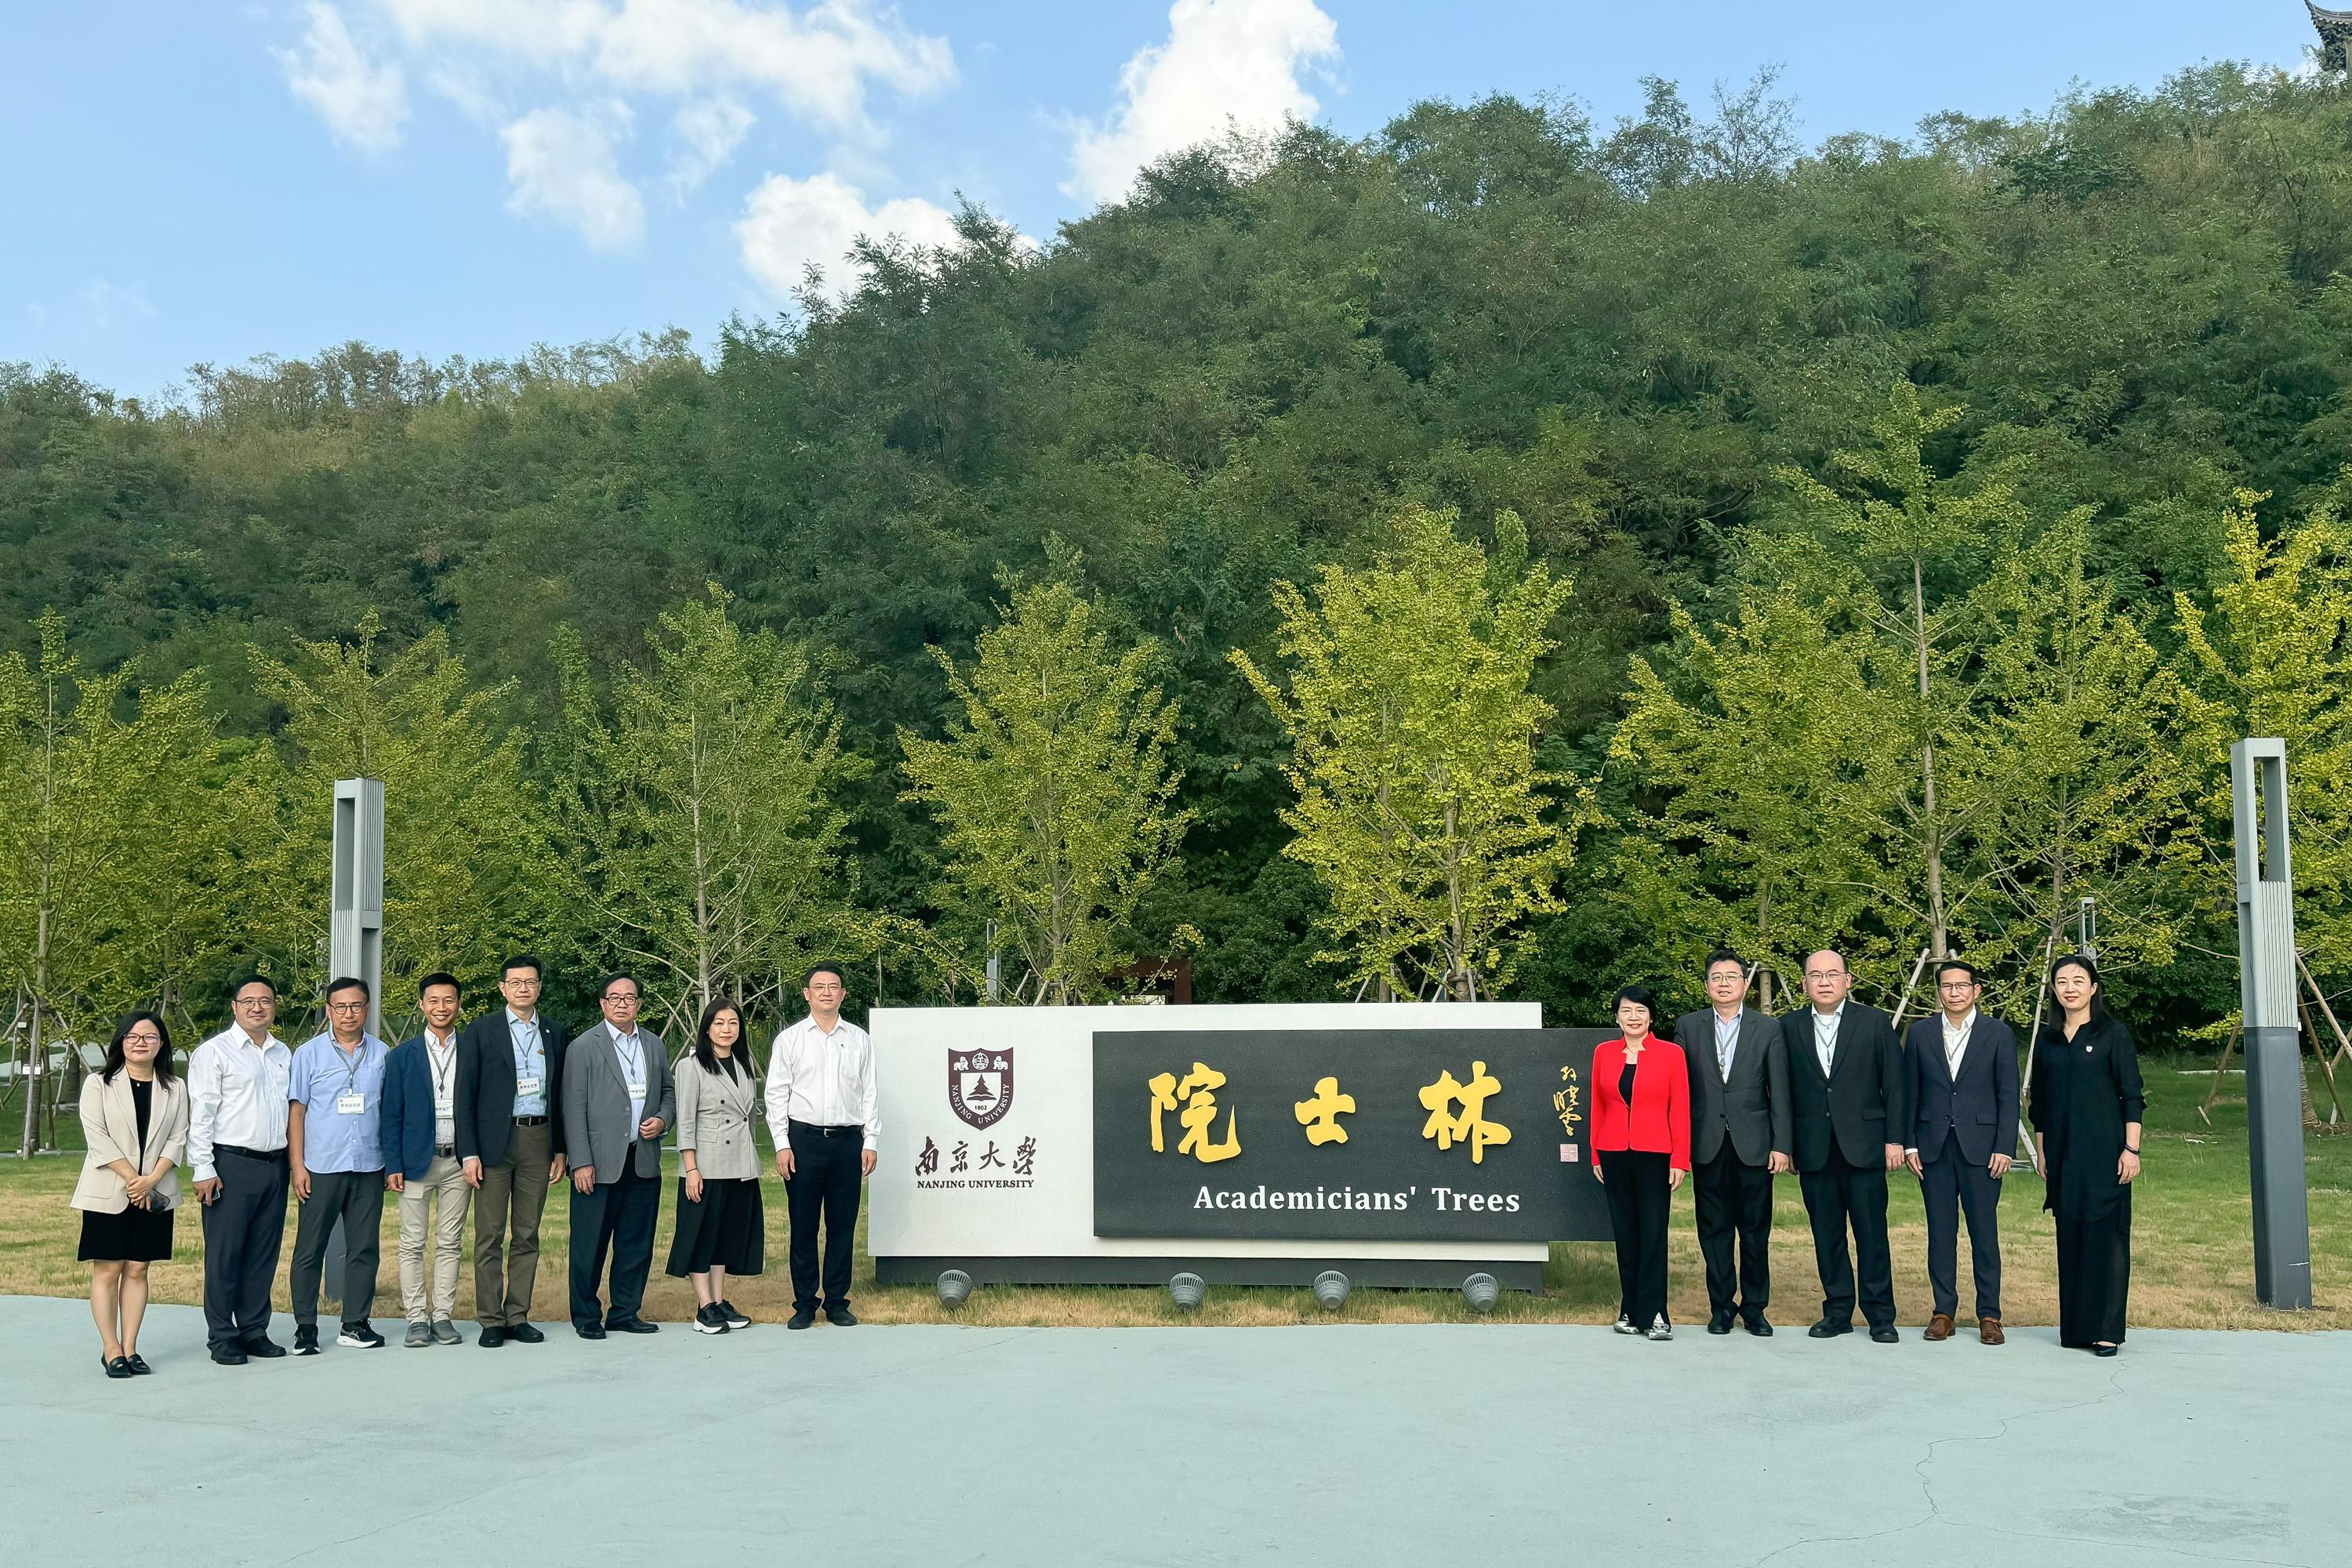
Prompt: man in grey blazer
<box><xmin>1675</xmin><ymin>949</ymin><xmax>1793</xmax><ymax>1337</ymax></box>
<box><xmin>562</xmin><ymin>974</ymin><xmax>674</xmax><ymax>1338</ymax></box>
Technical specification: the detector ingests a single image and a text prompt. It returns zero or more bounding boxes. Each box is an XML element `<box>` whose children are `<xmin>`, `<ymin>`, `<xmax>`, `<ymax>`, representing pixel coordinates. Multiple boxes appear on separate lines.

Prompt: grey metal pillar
<box><xmin>322</xmin><ymin>779</ymin><xmax>386</xmax><ymax>1317</ymax></box>
<box><xmin>2231</xmin><ymin>739</ymin><xmax>2312</xmax><ymax>1310</ymax></box>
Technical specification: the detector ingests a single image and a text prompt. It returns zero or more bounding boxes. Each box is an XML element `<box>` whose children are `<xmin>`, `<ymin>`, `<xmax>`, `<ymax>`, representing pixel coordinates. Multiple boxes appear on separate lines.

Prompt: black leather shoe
<box><xmin>2092</xmin><ymin>1343</ymin><xmax>2120</xmax><ymax>1357</ymax></box>
<box><xmin>243</xmin><ymin>1336</ymin><xmax>289</xmax><ymax>1359</ymax></box>
<box><xmin>507</xmin><ymin>1322</ymin><xmax>545</xmax><ymax>1344</ymax></box>
<box><xmin>825</xmin><ymin>1306</ymin><xmax>858</xmax><ymax>1327</ymax></box>
<box><xmin>103</xmin><ymin>1355</ymin><xmax>134</xmax><ymax>1379</ymax></box>
<box><xmin>477</xmin><ymin>1325</ymin><xmax>507</xmax><ymax>1348</ymax></box>
<box><xmin>1707</xmin><ymin>1310</ymin><xmax>1734</xmax><ymax>1335</ymax></box>
<box><xmin>786</xmin><ymin>1311</ymin><xmax>815</xmax><ymax>1330</ymax></box>
<box><xmin>610</xmin><ymin>1319</ymin><xmax>660</xmax><ymax>1334</ymax></box>
<box><xmin>1869</xmin><ymin>1325</ymin><xmax>1901</xmax><ymax>1344</ymax></box>
<box><xmin>1744</xmin><ymin>1315</ymin><xmax>1773</xmax><ymax>1338</ymax></box>
<box><xmin>209</xmin><ymin>1346</ymin><xmax>249</xmax><ymax>1367</ymax></box>
<box><xmin>125</xmin><ymin>1353</ymin><xmax>153</xmax><ymax>1374</ymax></box>
<box><xmin>1807</xmin><ymin>1319</ymin><xmax>1851</xmax><ymax>1338</ymax></box>
<box><xmin>574</xmin><ymin>1323</ymin><xmax>607</xmax><ymax>1340</ymax></box>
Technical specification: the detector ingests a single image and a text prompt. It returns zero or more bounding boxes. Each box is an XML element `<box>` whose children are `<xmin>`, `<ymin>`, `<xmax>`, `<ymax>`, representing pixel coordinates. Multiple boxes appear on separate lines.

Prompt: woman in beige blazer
<box><xmin>72</xmin><ymin>1012</ymin><xmax>190</xmax><ymax>1377</ymax></box>
<box><xmin>666</xmin><ymin>999</ymin><xmax>765</xmax><ymax>1333</ymax></box>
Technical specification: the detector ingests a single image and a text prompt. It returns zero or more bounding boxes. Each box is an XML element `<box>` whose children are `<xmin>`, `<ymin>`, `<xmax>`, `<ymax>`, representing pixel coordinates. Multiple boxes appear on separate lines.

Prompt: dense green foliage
<box><xmin>8</xmin><ymin>64</ymin><xmax>2352</xmax><ymax>1040</ymax></box>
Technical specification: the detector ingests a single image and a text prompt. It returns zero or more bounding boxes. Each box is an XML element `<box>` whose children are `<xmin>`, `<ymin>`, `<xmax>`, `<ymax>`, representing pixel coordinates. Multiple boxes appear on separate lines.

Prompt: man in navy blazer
<box><xmin>380</xmin><ymin>973</ymin><xmax>470</xmax><ymax>1345</ymax></box>
<box><xmin>1904</xmin><ymin>959</ymin><xmax>2021</xmax><ymax>1345</ymax></box>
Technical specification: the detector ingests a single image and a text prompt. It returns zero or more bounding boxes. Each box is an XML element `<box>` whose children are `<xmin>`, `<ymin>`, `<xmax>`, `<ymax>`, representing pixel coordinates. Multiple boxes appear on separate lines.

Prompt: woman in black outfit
<box><xmin>666</xmin><ymin>998</ymin><xmax>765</xmax><ymax>1332</ymax></box>
<box><xmin>70</xmin><ymin>1013</ymin><xmax>190</xmax><ymax>1377</ymax></box>
<box><xmin>2029</xmin><ymin>954</ymin><xmax>2144</xmax><ymax>1356</ymax></box>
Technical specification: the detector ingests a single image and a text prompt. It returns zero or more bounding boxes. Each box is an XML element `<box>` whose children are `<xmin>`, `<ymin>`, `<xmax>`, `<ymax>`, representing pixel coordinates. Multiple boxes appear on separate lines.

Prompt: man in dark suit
<box><xmin>1782</xmin><ymin>948</ymin><xmax>1907</xmax><ymax>1342</ymax></box>
<box><xmin>1676</xmin><ymin>949</ymin><xmax>1793</xmax><ymax>1336</ymax></box>
<box><xmin>562</xmin><ymin>972</ymin><xmax>674</xmax><ymax>1338</ymax></box>
<box><xmin>456</xmin><ymin>954</ymin><xmax>569</xmax><ymax>1346</ymax></box>
<box><xmin>1904</xmin><ymin>959</ymin><xmax>2021</xmax><ymax>1345</ymax></box>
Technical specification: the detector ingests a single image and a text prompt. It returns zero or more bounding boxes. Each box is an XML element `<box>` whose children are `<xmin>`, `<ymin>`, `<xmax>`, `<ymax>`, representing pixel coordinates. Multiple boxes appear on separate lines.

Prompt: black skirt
<box><xmin>78</xmin><ymin>1203</ymin><xmax>176</xmax><ymax>1263</ymax></box>
<box><xmin>666</xmin><ymin>1176</ymin><xmax>764</xmax><ymax>1277</ymax></box>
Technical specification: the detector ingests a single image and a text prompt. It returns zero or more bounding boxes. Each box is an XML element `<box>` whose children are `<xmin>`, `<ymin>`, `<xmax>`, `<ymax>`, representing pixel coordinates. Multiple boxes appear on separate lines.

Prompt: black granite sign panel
<box><xmin>1092</xmin><ymin>1029</ymin><xmax>1615</xmax><ymax>1243</ymax></box>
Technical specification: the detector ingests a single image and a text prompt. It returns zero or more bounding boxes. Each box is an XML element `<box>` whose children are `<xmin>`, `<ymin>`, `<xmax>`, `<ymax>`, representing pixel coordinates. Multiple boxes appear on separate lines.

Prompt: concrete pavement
<box><xmin>4</xmin><ymin>1296</ymin><xmax>2343</xmax><ymax>1566</ymax></box>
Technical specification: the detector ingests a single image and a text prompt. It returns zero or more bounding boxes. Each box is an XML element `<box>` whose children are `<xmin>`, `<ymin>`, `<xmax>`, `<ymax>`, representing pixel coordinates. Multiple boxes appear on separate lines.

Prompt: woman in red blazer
<box><xmin>1591</xmin><ymin>985</ymin><xmax>1691</xmax><ymax>1340</ymax></box>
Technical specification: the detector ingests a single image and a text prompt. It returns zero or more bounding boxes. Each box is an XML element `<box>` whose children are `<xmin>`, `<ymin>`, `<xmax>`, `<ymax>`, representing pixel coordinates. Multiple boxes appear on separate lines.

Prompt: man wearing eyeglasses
<box><xmin>1904</xmin><ymin>960</ymin><xmax>2021</xmax><ymax>1345</ymax></box>
<box><xmin>287</xmin><ymin>976</ymin><xmax>392</xmax><ymax>1354</ymax></box>
<box><xmin>561</xmin><ymin>974</ymin><xmax>673</xmax><ymax>1338</ymax></box>
<box><xmin>456</xmin><ymin>954</ymin><xmax>571</xmax><ymax>1346</ymax></box>
<box><xmin>187</xmin><ymin>975</ymin><xmax>295</xmax><ymax>1364</ymax></box>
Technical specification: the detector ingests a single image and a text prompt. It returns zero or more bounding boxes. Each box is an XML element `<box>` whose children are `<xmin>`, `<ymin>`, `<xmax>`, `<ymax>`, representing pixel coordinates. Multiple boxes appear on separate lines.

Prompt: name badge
<box><xmin>336</xmin><ymin>1092</ymin><xmax>367</xmax><ymax>1116</ymax></box>
<box><xmin>515</xmin><ymin>1076</ymin><xmax>543</xmax><ymax>1096</ymax></box>
<box><xmin>626</xmin><ymin>1080</ymin><xmax>647</xmax><ymax>1100</ymax></box>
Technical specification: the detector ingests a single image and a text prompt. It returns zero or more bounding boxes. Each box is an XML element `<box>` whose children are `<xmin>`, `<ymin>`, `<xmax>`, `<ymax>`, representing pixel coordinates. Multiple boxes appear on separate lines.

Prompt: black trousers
<box><xmin>570</xmin><ymin>1160</ymin><xmax>659</xmax><ymax>1329</ymax></box>
<box><xmin>289</xmin><ymin>1167</ymin><xmax>385</xmax><ymax>1327</ymax></box>
<box><xmin>200</xmin><ymin>1145</ymin><xmax>289</xmax><ymax>1352</ymax></box>
<box><xmin>786</xmin><ymin>1122</ymin><xmax>863</xmax><ymax>1312</ymax></box>
<box><xmin>2056</xmin><ymin>1192</ymin><xmax>2131</xmax><ymax>1347</ymax></box>
<box><xmin>1799</xmin><ymin>1147</ymin><xmax>1894</xmax><ymax>1330</ymax></box>
<box><xmin>1600</xmin><ymin>1147</ymin><xmax>1671</xmax><ymax>1327</ymax></box>
<box><xmin>1919</xmin><ymin>1129</ymin><xmax>2003</xmax><ymax>1320</ymax></box>
<box><xmin>1692</xmin><ymin>1147</ymin><xmax>1773</xmax><ymax>1318</ymax></box>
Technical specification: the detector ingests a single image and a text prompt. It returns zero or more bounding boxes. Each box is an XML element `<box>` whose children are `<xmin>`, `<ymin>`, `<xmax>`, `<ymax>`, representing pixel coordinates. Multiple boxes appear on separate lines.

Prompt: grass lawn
<box><xmin>3</xmin><ymin>1052</ymin><xmax>2346</xmax><ymax>1329</ymax></box>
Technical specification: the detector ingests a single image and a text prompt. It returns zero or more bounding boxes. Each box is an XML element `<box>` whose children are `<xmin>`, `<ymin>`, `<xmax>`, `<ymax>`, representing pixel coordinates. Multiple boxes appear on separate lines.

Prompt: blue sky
<box><xmin>0</xmin><ymin>2</ymin><xmax>2320</xmax><ymax>402</ymax></box>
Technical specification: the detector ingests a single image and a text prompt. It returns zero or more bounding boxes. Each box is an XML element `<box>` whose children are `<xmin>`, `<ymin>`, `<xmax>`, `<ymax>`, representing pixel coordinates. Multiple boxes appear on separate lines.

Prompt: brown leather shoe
<box><xmin>1978</xmin><ymin>1317</ymin><xmax>2005</xmax><ymax>1345</ymax></box>
<box><xmin>1923</xmin><ymin>1312</ymin><xmax>1955</xmax><ymax>1341</ymax></box>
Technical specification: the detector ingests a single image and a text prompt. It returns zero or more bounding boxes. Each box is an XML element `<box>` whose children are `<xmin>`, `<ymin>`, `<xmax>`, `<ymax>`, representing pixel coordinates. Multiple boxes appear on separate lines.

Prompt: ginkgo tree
<box><xmin>900</xmin><ymin>567</ymin><xmax>1192</xmax><ymax>1004</ymax></box>
<box><xmin>0</xmin><ymin>615</ymin><xmax>230</xmax><ymax>1153</ymax></box>
<box><xmin>1235</xmin><ymin>506</ymin><xmax>1582</xmax><ymax>1003</ymax></box>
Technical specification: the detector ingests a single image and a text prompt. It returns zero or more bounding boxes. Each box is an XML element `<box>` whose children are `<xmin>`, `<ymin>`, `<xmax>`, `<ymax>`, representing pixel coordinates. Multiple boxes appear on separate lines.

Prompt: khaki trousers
<box><xmin>474</xmin><ymin>1117</ymin><xmax>553</xmax><ymax>1327</ymax></box>
<box><xmin>397</xmin><ymin>1153</ymin><xmax>470</xmax><ymax>1323</ymax></box>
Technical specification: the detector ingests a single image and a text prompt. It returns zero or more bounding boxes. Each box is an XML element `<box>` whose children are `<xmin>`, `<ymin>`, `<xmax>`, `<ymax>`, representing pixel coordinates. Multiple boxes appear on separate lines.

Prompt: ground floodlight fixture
<box><xmin>1312</xmin><ymin>1270</ymin><xmax>1351</xmax><ymax>1312</ymax></box>
<box><xmin>937</xmin><ymin>1269</ymin><xmax>973</xmax><ymax>1310</ymax></box>
<box><xmin>1462</xmin><ymin>1272</ymin><xmax>1500</xmax><ymax>1314</ymax></box>
<box><xmin>1167</xmin><ymin>1272</ymin><xmax>1207</xmax><ymax>1312</ymax></box>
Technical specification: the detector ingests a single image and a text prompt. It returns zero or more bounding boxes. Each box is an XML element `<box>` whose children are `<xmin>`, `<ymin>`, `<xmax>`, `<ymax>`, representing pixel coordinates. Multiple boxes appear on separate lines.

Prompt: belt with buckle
<box><xmin>435</xmin><ymin>1144</ymin><xmax>457</xmax><ymax>1158</ymax></box>
<box><xmin>514</xmin><ymin>1115</ymin><xmax>549</xmax><ymax>1126</ymax></box>
<box><xmin>789</xmin><ymin>1120</ymin><xmax>862</xmax><ymax>1139</ymax></box>
<box><xmin>216</xmin><ymin>1143</ymin><xmax>289</xmax><ymax>1163</ymax></box>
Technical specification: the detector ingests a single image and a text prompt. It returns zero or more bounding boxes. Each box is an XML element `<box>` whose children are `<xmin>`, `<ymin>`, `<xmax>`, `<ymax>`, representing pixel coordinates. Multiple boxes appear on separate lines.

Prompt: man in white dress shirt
<box><xmin>766</xmin><ymin>962</ymin><xmax>877</xmax><ymax>1329</ymax></box>
<box><xmin>187</xmin><ymin>975</ymin><xmax>295</xmax><ymax>1364</ymax></box>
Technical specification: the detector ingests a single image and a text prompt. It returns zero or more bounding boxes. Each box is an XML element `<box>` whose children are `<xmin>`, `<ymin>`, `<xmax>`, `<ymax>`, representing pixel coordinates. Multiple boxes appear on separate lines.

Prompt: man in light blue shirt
<box><xmin>287</xmin><ymin>975</ymin><xmax>393</xmax><ymax>1354</ymax></box>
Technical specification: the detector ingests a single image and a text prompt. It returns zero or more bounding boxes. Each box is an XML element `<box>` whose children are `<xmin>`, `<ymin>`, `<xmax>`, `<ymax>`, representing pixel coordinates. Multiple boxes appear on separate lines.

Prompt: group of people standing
<box><xmin>69</xmin><ymin>958</ymin><xmax>877</xmax><ymax>1374</ymax></box>
<box><xmin>1584</xmin><ymin>948</ymin><xmax>2145</xmax><ymax>1354</ymax></box>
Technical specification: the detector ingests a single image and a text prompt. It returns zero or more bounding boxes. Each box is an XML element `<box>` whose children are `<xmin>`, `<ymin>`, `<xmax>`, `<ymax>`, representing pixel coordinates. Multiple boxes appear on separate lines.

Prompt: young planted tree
<box><xmin>1606</xmin><ymin>541</ymin><xmax>1889</xmax><ymax>1001</ymax></box>
<box><xmin>1966</xmin><ymin>511</ymin><xmax>2194</xmax><ymax>1008</ymax></box>
<box><xmin>2172</xmin><ymin>492</ymin><xmax>2352</xmax><ymax>987</ymax></box>
<box><xmin>901</xmin><ymin>572</ymin><xmax>1190</xmax><ymax>1004</ymax></box>
<box><xmin>1234</xmin><ymin>508</ymin><xmax>1580</xmax><ymax>1002</ymax></box>
<box><xmin>245</xmin><ymin>613</ymin><xmax>543</xmax><ymax>1025</ymax></box>
<box><xmin>0</xmin><ymin>615</ymin><xmax>227</xmax><ymax>1153</ymax></box>
<box><xmin>554</xmin><ymin>586</ymin><xmax>859</xmax><ymax>1029</ymax></box>
<box><xmin>1779</xmin><ymin>382</ymin><xmax>2023</xmax><ymax>968</ymax></box>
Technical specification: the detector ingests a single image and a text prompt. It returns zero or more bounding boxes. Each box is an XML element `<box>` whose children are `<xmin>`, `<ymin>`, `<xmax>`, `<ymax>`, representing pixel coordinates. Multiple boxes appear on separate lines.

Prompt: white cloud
<box><xmin>501</xmin><ymin>105</ymin><xmax>647</xmax><ymax>250</ymax></box>
<box><xmin>735</xmin><ymin>170</ymin><xmax>960</xmax><ymax>299</ymax></box>
<box><xmin>276</xmin><ymin>2</ymin><xmax>410</xmax><ymax>154</ymax></box>
<box><xmin>1065</xmin><ymin>0</ymin><xmax>1338</xmax><ymax>205</ymax></box>
<box><xmin>666</xmin><ymin>96</ymin><xmax>756</xmax><ymax>196</ymax></box>
<box><xmin>78</xmin><ymin>278</ymin><xmax>158</xmax><ymax>334</ymax></box>
<box><xmin>375</xmin><ymin>0</ymin><xmax>952</xmax><ymax>131</ymax></box>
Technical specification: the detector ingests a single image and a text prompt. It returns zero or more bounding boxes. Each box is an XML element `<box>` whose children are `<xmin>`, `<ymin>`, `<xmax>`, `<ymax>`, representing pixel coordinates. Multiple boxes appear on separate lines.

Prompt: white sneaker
<box><xmin>1613</xmin><ymin>1313</ymin><xmax>1639</xmax><ymax>1334</ymax></box>
<box><xmin>1646</xmin><ymin>1314</ymin><xmax>1673</xmax><ymax>1341</ymax></box>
